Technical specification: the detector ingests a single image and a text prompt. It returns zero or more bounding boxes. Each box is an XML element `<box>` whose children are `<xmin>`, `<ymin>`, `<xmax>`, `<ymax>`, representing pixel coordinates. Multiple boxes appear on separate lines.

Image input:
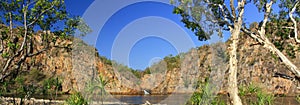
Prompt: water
<box><xmin>112</xmin><ymin>95</ymin><xmax>166</xmax><ymax>104</ymax></box>
<box><xmin>2</xmin><ymin>94</ymin><xmax>299</xmax><ymax>105</ymax></box>
<box><xmin>109</xmin><ymin>95</ymin><xmax>300</xmax><ymax>105</ymax></box>
<box><xmin>106</xmin><ymin>94</ymin><xmax>191</xmax><ymax>104</ymax></box>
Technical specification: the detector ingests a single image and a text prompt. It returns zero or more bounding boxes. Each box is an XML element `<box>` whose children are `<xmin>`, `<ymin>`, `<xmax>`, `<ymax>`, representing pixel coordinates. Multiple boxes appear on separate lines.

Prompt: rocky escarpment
<box><xmin>139</xmin><ymin>32</ymin><xmax>300</xmax><ymax>96</ymax></box>
<box><xmin>1</xmin><ymin>25</ymin><xmax>299</xmax><ymax>96</ymax></box>
<box><xmin>0</xmin><ymin>27</ymin><xmax>140</xmax><ymax>95</ymax></box>
<box><xmin>31</xmin><ymin>37</ymin><xmax>142</xmax><ymax>95</ymax></box>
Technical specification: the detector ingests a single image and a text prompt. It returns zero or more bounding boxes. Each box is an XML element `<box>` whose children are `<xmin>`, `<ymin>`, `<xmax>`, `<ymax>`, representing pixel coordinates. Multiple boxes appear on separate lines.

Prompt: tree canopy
<box><xmin>0</xmin><ymin>0</ymin><xmax>90</xmax><ymax>81</ymax></box>
<box><xmin>171</xmin><ymin>0</ymin><xmax>299</xmax><ymax>104</ymax></box>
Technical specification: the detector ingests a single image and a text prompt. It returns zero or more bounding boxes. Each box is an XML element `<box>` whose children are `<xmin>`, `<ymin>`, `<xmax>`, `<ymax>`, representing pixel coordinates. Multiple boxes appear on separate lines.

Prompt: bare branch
<box><xmin>26</xmin><ymin>5</ymin><xmax>55</xmax><ymax>27</ymax></box>
<box><xmin>241</xmin><ymin>27</ymin><xmax>264</xmax><ymax>44</ymax></box>
<box><xmin>27</xmin><ymin>47</ymin><xmax>48</xmax><ymax>57</ymax></box>
<box><xmin>0</xmin><ymin>54</ymin><xmax>27</xmax><ymax>81</ymax></box>
<box><xmin>281</xmin><ymin>26</ymin><xmax>294</xmax><ymax>29</ymax></box>
<box><xmin>204</xmin><ymin>0</ymin><xmax>234</xmax><ymax>29</ymax></box>
<box><xmin>218</xmin><ymin>4</ymin><xmax>234</xmax><ymax>28</ymax></box>
<box><xmin>9</xmin><ymin>12</ymin><xmax>13</xmax><ymax>37</ymax></box>
<box><xmin>230</xmin><ymin>0</ymin><xmax>236</xmax><ymax>19</ymax></box>
<box><xmin>1</xmin><ymin>4</ymin><xmax>29</xmax><ymax>79</ymax></box>
<box><xmin>236</xmin><ymin>0</ymin><xmax>246</xmax><ymax>24</ymax></box>
<box><xmin>289</xmin><ymin>1</ymin><xmax>300</xmax><ymax>43</ymax></box>
<box><xmin>0</xmin><ymin>39</ymin><xmax>3</xmax><ymax>54</ymax></box>
<box><xmin>19</xmin><ymin>4</ymin><xmax>27</xmax><ymax>52</ymax></box>
<box><xmin>258</xmin><ymin>0</ymin><xmax>273</xmax><ymax>40</ymax></box>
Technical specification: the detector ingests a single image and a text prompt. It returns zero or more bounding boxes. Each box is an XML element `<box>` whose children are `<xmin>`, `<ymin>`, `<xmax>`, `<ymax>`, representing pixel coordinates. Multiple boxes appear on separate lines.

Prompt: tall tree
<box><xmin>0</xmin><ymin>0</ymin><xmax>87</xmax><ymax>81</ymax></box>
<box><xmin>172</xmin><ymin>0</ymin><xmax>299</xmax><ymax>104</ymax></box>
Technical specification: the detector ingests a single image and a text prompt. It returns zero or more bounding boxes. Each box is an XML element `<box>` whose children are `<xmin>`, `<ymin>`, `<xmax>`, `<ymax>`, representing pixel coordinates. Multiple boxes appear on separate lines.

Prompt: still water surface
<box><xmin>109</xmin><ymin>94</ymin><xmax>191</xmax><ymax>104</ymax></box>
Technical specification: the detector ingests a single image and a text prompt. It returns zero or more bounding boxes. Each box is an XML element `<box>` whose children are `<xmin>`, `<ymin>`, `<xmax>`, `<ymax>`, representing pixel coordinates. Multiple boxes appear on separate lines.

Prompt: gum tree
<box><xmin>0</xmin><ymin>0</ymin><xmax>87</xmax><ymax>81</ymax></box>
<box><xmin>172</xmin><ymin>0</ymin><xmax>299</xmax><ymax>104</ymax></box>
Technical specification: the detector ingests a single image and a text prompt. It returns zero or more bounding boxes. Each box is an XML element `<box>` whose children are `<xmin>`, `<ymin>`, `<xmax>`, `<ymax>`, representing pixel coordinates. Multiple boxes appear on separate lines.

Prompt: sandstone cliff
<box><xmin>1</xmin><ymin>25</ymin><xmax>299</xmax><ymax>96</ymax></box>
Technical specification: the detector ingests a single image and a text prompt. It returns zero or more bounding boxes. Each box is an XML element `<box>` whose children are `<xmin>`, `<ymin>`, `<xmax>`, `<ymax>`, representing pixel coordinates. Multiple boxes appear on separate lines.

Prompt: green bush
<box><xmin>256</xmin><ymin>91</ymin><xmax>274</xmax><ymax>105</ymax></box>
<box><xmin>65</xmin><ymin>92</ymin><xmax>88</xmax><ymax>105</ymax></box>
<box><xmin>296</xmin><ymin>95</ymin><xmax>300</xmax><ymax>104</ymax></box>
<box><xmin>42</xmin><ymin>77</ymin><xmax>62</xmax><ymax>95</ymax></box>
<box><xmin>188</xmin><ymin>91</ymin><xmax>226</xmax><ymax>105</ymax></box>
<box><xmin>239</xmin><ymin>83</ymin><xmax>260</xmax><ymax>96</ymax></box>
<box><xmin>189</xmin><ymin>92</ymin><xmax>203</xmax><ymax>105</ymax></box>
<box><xmin>187</xmin><ymin>79</ymin><xmax>225</xmax><ymax>105</ymax></box>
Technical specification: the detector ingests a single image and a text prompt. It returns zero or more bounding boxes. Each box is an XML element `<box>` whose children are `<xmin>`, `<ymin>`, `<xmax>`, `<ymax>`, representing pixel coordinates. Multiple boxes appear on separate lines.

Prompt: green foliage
<box><xmin>0</xmin><ymin>0</ymin><xmax>73</xmax><ymax>33</ymax></box>
<box><xmin>29</xmin><ymin>68</ymin><xmax>45</xmax><ymax>81</ymax></box>
<box><xmin>173</xmin><ymin>7</ymin><xmax>210</xmax><ymax>41</ymax></box>
<box><xmin>187</xmin><ymin>77</ymin><xmax>225</xmax><ymax>105</ymax></box>
<box><xmin>85</xmin><ymin>75</ymin><xmax>109</xmax><ymax>104</ymax></box>
<box><xmin>211</xmin><ymin>97</ymin><xmax>226</xmax><ymax>105</ymax></box>
<box><xmin>239</xmin><ymin>83</ymin><xmax>275</xmax><ymax>105</ymax></box>
<box><xmin>265</xmin><ymin>20</ymin><xmax>298</xmax><ymax>59</ymax></box>
<box><xmin>189</xmin><ymin>92</ymin><xmax>203</xmax><ymax>105</ymax></box>
<box><xmin>0</xmin><ymin>0</ymin><xmax>92</xmax><ymax>84</ymax></box>
<box><xmin>0</xmin><ymin>68</ymin><xmax>61</xmax><ymax>97</ymax></box>
<box><xmin>1</xmin><ymin>52</ymin><xmax>9</xmax><ymax>58</ymax></box>
<box><xmin>131</xmin><ymin>69</ymin><xmax>142</xmax><ymax>79</ymax></box>
<box><xmin>99</xmin><ymin>56</ymin><xmax>112</xmax><ymax>65</ymax></box>
<box><xmin>278</xmin><ymin>0</ymin><xmax>300</xmax><ymax>19</ymax></box>
<box><xmin>188</xmin><ymin>90</ymin><xmax>226</xmax><ymax>105</ymax></box>
<box><xmin>239</xmin><ymin>86</ymin><xmax>247</xmax><ymax>96</ymax></box>
<box><xmin>273</xmin><ymin>41</ymin><xmax>284</xmax><ymax>51</ymax></box>
<box><xmin>239</xmin><ymin>83</ymin><xmax>260</xmax><ymax>96</ymax></box>
<box><xmin>12</xmin><ymin>75</ymin><xmax>37</xmax><ymax>99</ymax></box>
<box><xmin>65</xmin><ymin>92</ymin><xmax>88</xmax><ymax>105</ymax></box>
<box><xmin>164</xmin><ymin>54</ymin><xmax>181</xmax><ymax>70</ymax></box>
<box><xmin>42</xmin><ymin>77</ymin><xmax>62</xmax><ymax>95</ymax></box>
<box><xmin>144</xmin><ymin>67</ymin><xmax>151</xmax><ymax>74</ymax></box>
<box><xmin>248</xmin><ymin>83</ymin><xmax>260</xmax><ymax>94</ymax></box>
<box><xmin>67</xmin><ymin>16</ymin><xmax>92</xmax><ymax>37</ymax></box>
<box><xmin>0</xmin><ymin>81</ymin><xmax>8</xmax><ymax>96</ymax></box>
<box><xmin>286</xmin><ymin>44</ymin><xmax>296</xmax><ymax>58</ymax></box>
<box><xmin>271</xmin><ymin>53</ymin><xmax>279</xmax><ymax>61</ymax></box>
<box><xmin>256</xmin><ymin>91</ymin><xmax>275</xmax><ymax>105</ymax></box>
<box><xmin>296</xmin><ymin>95</ymin><xmax>300</xmax><ymax>104</ymax></box>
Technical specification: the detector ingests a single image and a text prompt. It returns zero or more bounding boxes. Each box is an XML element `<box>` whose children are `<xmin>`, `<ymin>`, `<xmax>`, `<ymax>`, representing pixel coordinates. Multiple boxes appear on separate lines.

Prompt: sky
<box><xmin>64</xmin><ymin>0</ymin><xmax>275</xmax><ymax>70</ymax></box>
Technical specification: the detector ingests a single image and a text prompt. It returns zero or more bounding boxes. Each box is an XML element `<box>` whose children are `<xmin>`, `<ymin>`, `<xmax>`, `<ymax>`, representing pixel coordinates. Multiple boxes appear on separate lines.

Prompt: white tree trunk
<box><xmin>245</xmin><ymin>28</ymin><xmax>300</xmax><ymax>80</ymax></box>
<box><xmin>289</xmin><ymin>1</ymin><xmax>300</xmax><ymax>43</ymax></box>
<box><xmin>227</xmin><ymin>0</ymin><xmax>245</xmax><ymax>104</ymax></box>
<box><xmin>228</xmin><ymin>26</ymin><xmax>243</xmax><ymax>105</ymax></box>
<box><xmin>248</xmin><ymin>0</ymin><xmax>300</xmax><ymax>78</ymax></box>
<box><xmin>263</xmin><ymin>38</ymin><xmax>300</xmax><ymax>77</ymax></box>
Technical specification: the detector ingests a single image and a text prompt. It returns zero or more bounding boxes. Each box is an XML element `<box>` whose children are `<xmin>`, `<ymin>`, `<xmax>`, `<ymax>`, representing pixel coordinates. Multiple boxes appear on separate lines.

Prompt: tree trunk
<box><xmin>265</xmin><ymin>39</ymin><xmax>300</xmax><ymax>77</ymax></box>
<box><xmin>246</xmin><ymin>0</ymin><xmax>300</xmax><ymax>78</ymax></box>
<box><xmin>227</xmin><ymin>0</ymin><xmax>245</xmax><ymax>104</ymax></box>
<box><xmin>228</xmin><ymin>26</ymin><xmax>243</xmax><ymax>105</ymax></box>
<box><xmin>244</xmin><ymin>27</ymin><xmax>300</xmax><ymax>81</ymax></box>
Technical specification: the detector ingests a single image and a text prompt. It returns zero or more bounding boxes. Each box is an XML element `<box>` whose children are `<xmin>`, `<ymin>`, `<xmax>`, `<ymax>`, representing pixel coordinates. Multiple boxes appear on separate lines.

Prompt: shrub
<box><xmin>239</xmin><ymin>83</ymin><xmax>260</xmax><ymax>96</ymax></box>
<box><xmin>41</xmin><ymin>77</ymin><xmax>62</xmax><ymax>98</ymax></box>
<box><xmin>187</xmin><ymin>80</ymin><xmax>225</xmax><ymax>105</ymax></box>
<box><xmin>256</xmin><ymin>91</ymin><xmax>275</xmax><ymax>105</ymax></box>
<box><xmin>296</xmin><ymin>95</ymin><xmax>300</xmax><ymax>104</ymax></box>
<box><xmin>65</xmin><ymin>92</ymin><xmax>88</xmax><ymax>105</ymax></box>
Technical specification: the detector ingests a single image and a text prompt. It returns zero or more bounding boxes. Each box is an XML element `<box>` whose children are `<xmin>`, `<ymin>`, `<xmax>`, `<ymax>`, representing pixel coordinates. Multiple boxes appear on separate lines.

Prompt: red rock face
<box><xmin>271</xmin><ymin>77</ymin><xmax>293</xmax><ymax>95</ymax></box>
<box><xmin>1</xmin><ymin>27</ymin><xmax>299</xmax><ymax>96</ymax></box>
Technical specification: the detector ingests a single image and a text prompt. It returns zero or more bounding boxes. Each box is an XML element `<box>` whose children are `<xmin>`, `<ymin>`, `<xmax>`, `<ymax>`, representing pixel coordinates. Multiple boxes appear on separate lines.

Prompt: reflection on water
<box><xmin>113</xmin><ymin>95</ymin><xmax>166</xmax><ymax>104</ymax></box>
<box><xmin>110</xmin><ymin>94</ymin><xmax>191</xmax><ymax>104</ymax></box>
<box><xmin>110</xmin><ymin>95</ymin><xmax>300</xmax><ymax>105</ymax></box>
<box><xmin>3</xmin><ymin>94</ymin><xmax>300</xmax><ymax>105</ymax></box>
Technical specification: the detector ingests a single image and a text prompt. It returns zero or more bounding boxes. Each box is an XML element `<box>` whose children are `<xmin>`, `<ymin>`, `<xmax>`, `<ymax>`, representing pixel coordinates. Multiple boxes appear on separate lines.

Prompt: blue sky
<box><xmin>65</xmin><ymin>0</ymin><xmax>274</xmax><ymax>70</ymax></box>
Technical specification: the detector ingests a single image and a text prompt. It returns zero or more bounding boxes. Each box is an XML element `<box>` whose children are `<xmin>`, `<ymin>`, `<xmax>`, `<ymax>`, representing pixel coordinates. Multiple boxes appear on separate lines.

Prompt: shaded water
<box><xmin>110</xmin><ymin>95</ymin><xmax>300</xmax><ymax>105</ymax></box>
<box><xmin>241</xmin><ymin>96</ymin><xmax>299</xmax><ymax>105</ymax></box>
<box><xmin>2</xmin><ymin>94</ymin><xmax>299</xmax><ymax>105</ymax></box>
<box><xmin>111</xmin><ymin>94</ymin><xmax>190</xmax><ymax>104</ymax></box>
